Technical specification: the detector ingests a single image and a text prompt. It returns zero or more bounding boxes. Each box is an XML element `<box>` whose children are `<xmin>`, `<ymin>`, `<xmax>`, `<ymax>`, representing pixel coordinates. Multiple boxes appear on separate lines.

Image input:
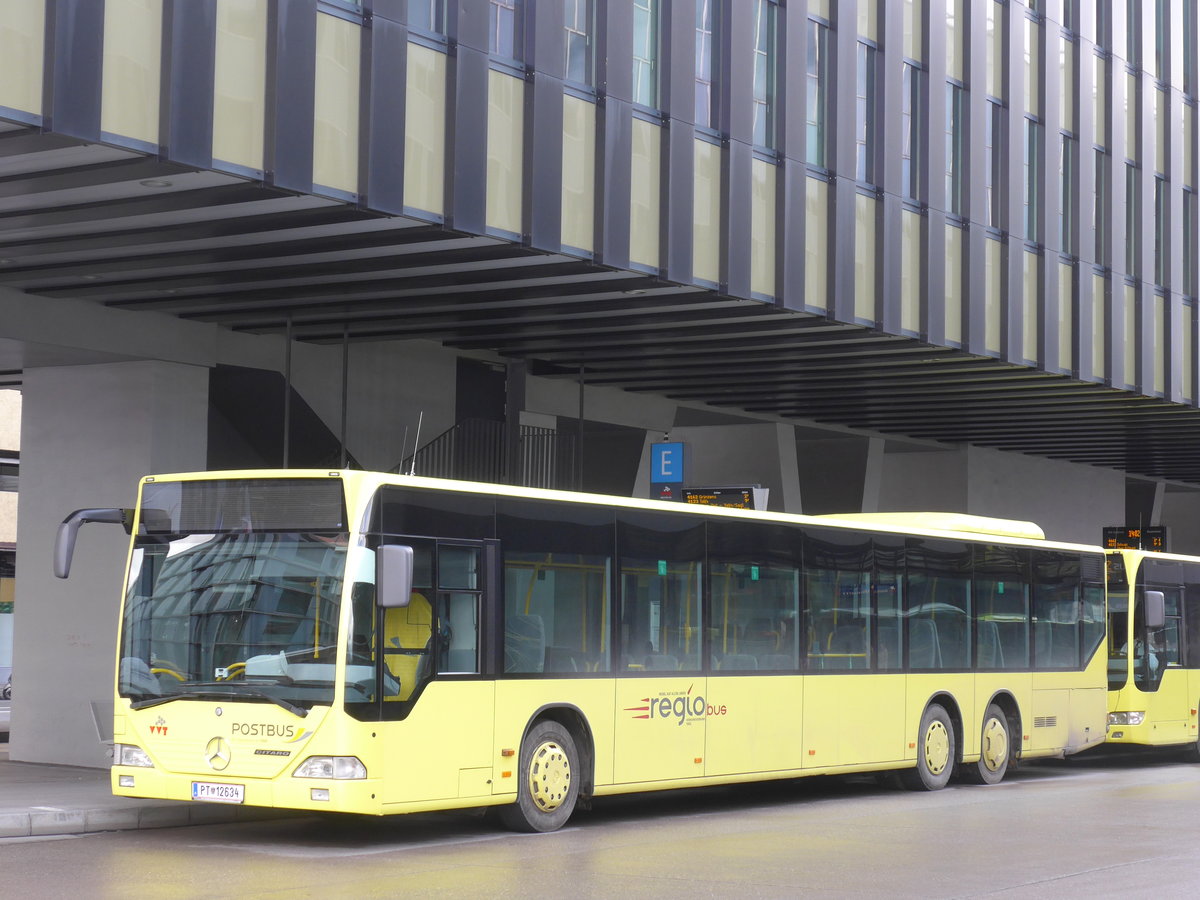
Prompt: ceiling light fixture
<box><xmin>139</xmin><ymin>179</ymin><xmax>173</xmax><ymax>188</ymax></box>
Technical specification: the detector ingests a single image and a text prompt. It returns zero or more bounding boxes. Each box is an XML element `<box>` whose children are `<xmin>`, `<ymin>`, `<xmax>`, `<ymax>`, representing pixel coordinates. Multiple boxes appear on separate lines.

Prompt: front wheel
<box><xmin>498</xmin><ymin>719</ymin><xmax>580</xmax><ymax>833</ymax></box>
<box><xmin>902</xmin><ymin>703</ymin><xmax>956</xmax><ymax>791</ymax></box>
<box><xmin>965</xmin><ymin>703</ymin><xmax>1011</xmax><ymax>785</ymax></box>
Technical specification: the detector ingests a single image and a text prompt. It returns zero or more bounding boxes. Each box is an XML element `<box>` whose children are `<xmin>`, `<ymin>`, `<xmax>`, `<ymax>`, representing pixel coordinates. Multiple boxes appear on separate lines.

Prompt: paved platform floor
<box><xmin>0</xmin><ymin>739</ymin><xmax>289</xmax><ymax>838</ymax></box>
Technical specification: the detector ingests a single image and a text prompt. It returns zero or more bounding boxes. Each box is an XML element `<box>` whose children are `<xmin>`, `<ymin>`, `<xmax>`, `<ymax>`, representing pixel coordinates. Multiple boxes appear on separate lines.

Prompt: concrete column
<box><xmin>11</xmin><ymin>361</ymin><xmax>208</xmax><ymax>767</ymax></box>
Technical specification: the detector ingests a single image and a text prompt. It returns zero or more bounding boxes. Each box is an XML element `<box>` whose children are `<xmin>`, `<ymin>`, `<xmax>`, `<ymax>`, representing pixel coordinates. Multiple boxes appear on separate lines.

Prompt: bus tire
<box><xmin>498</xmin><ymin>719</ymin><xmax>580</xmax><ymax>833</ymax></box>
<box><xmin>902</xmin><ymin>703</ymin><xmax>955</xmax><ymax>791</ymax></box>
<box><xmin>965</xmin><ymin>703</ymin><xmax>1011</xmax><ymax>785</ymax></box>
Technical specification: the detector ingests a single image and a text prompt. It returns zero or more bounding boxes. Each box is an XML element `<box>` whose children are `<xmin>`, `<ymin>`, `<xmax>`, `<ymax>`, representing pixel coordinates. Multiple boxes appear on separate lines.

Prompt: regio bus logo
<box><xmin>625</xmin><ymin>684</ymin><xmax>727</xmax><ymax>725</ymax></box>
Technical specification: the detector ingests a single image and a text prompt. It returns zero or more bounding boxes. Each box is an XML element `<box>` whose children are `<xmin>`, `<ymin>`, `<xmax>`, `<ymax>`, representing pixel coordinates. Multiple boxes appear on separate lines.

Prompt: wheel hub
<box><xmin>924</xmin><ymin>720</ymin><xmax>950</xmax><ymax>775</ymax></box>
<box><xmin>528</xmin><ymin>740</ymin><xmax>572</xmax><ymax>812</ymax></box>
<box><xmin>981</xmin><ymin>716</ymin><xmax>1008</xmax><ymax>772</ymax></box>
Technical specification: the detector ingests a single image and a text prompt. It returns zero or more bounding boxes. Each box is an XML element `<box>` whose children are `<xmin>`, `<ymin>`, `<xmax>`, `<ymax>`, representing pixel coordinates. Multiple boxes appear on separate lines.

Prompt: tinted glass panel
<box><xmin>906</xmin><ymin>539</ymin><xmax>971</xmax><ymax>669</ymax></box>
<box><xmin>708</xmin><ymin>520</ymin><xmax>801</xmax><ymax>671</ymax></box>
<box><xmin>1033</xmin><ymin>551</ymin><xmax>1082</xmax><ymax>668</ymax></box>
<box><xmin>974</xmin><ymin>545</ymin><xmax>1030</xmax><ymax>669</ymax></box>
<box><xmin>372</xmin><ymin>487</ymin><xmax>495</xmax><ymax>539</ymax></box>
<box><xmin>618</xmin><ymin>512</ymin><xmax>704</xmax><ymax>672</ymax></box>
<box><xmin>498</xmin><ymin>499</ymin><xmax>613</xmax><ymax>674</ymax></box>
<box><xmin>806</xmin><ymin>529</ymin><xmax>873</xmax><ymax>670</ymax></box>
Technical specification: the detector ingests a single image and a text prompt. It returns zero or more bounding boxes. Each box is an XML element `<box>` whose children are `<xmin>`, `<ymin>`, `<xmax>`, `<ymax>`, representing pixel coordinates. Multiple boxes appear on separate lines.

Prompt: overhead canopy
<box><xmin>2</xmin><ymin>125</ymin><xmax>1198</xmax><ymax>482</ymax></box>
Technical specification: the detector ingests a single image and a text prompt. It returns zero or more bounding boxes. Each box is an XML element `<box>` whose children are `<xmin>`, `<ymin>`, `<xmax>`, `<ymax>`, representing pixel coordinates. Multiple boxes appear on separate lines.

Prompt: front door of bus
<box><xmin>381</xmin><ymin>538</ymin><xmax>498</xmax><ymax>804</ymax></box>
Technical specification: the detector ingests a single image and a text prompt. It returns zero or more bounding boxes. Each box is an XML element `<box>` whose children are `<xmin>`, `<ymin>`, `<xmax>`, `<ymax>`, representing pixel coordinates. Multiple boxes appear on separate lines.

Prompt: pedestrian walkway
<box><xmin>0</xmin><ymin>741</ymin><xmax>287</xmax><ymax>838</ymax></box>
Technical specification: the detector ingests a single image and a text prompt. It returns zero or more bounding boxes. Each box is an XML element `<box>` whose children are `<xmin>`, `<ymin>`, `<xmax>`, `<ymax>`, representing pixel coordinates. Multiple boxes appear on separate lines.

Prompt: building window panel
<box><xmin>1155</xmin><ymin>176</ymin><xmax>1168</xmax><ymax>287</ymax></box>
<box><xmin>695</xmin><ymin>0</ymin><xmax>718</xmax><ymax>128</ymax></box>
<box><xmin>946</xmin><ymin>83</ymin><xmax>964</xmax><ymax>214</ymax></box>
<box><xmin>1125</xmin><ymin>71</ymin><xmax>1139</xmax><ymax>165</ymax></box>
<box><xmin>1061</xmin><ymin>37</ymin><xmax>1075</xmax><ymax>134</ymax></box>
<box><xmin>1186</xmin><ymin>190</ymin><xmax>1199</xmax><ymax>296</ymax></box>
<box><xmin>1025</xmin><ymin>15</ymin><xmax>1040</xmax><ymax>117</ymax></box>
<box><xmin>1092</xmin><ymin>271</ymin><xmax>1108</xmax><ymax>379</ymax></box>
<box><xmin>1059</xmin><ymin>262</ymin><xmax>1074</xmax><ymax>371</ymax></box>
<box><xmin>902</xmin><ymin>64</ymin><xmax>923</xmax><ymax>200</ymax></box>
<box><xmin>903</xmin><ymin>0</ymin><xmax>923</xmax><ymax>63</ymax></box>
<box><xmin>1095</xmin><ymin>149</ymin><xmax>1110</xmax><ymax>264</ymax></box>
<box><xmin>489</xmin><ymin>0</ymin><xmax>523</xmax><ymax>61</ymax></box>
<box><xmin>807</xmin><ymin>19</ymin><xmax>828</xmax><ymax>166</ymax></box>
<box><xmin>1025</xmin><ymin>119</ymin><xmax>1042</xmax><ymax>242</ymax></box>
<box><xmin>1126</xmin><ymin>0</ymin><xmax>1142</xmax><ymax>68</ymax></box>
<box><xmin>856</xmin><ymin>43</ymin><xmax>877</xmax><ymax>183</ymax></box>
<box><xmin>1126</xmin><ymin>163</ymin><xmax>1140</xmax><ymax>276</ymax></box>
<box><xmin>632</xmin><ymin>0</ymin><xmax>659</xmax><ymax>109</ymax></box>
<box><xmin>946</xmin><ymin>0</ymin><xmax>963</xmax><ymax>81</ymax></box>
<box><xmin>1061</xmin><ymin>135</ymin><xmax>1076</xmax><ymax>254</ymax></box>
<box><xmin>564</xmin><ymin>0</ymin><xmax>593</xmax><ymax>87</ymax></box>
<box><xmin>945</xmin><ymin>223</ymin><xmax>963</xmax><ymax>344</ymax></box>
<box><xmin>1093</xmin><ymin>53</ymin><xmax>1107</xmax><ymax>151</ymax></box>
<box><xmin>986</xmin><ymin>0</ymin><xmax>1005</xmax><ymax>100</ymax></box>
<box><xmin>985</xmin><ymin>101</ymin><xmax>1005</xmax><ymax>228</ymax></box>
<box><xmin>410</xmin><ymin>0</ymin><xmax>446</xmax><ymax>35</ymax></box>
<box><xmin>752</xmin><ymin>0</ymin><xmax>778</xmax><ymax>149</ymax></box>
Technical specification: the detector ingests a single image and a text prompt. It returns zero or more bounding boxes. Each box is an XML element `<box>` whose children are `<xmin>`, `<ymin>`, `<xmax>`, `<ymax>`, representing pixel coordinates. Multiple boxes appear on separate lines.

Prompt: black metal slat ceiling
<box><xmin>3</xmin><ymin>125</ymin><xmax>1200</xmax><ymax>481</ymax></box>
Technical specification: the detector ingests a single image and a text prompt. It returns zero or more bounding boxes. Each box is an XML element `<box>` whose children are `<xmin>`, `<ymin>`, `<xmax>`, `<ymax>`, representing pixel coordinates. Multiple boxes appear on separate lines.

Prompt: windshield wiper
<box><xmin>130</xmin><ymin>688</ymin><xmax>308</xmax><ymax>718</ymax></box>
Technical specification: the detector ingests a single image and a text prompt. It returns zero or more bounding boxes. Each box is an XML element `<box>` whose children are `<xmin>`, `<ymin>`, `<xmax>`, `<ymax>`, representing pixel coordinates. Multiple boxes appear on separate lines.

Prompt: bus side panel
<box><xmin>612</xmin><ymin>677</ymin><xmax>707</xmax><ymax>784</ymax></box>
<box><xmin>490</xmin><ymin>678</ymin><xmax>617</xmax><ymax>793</ymax></box>
<box><xmin>904</xmin><ymin>674</ymin><xmax>974</xmax><ymax>762</ymax></box>
<box><xmin>380</xmin><ymin>681</ymin><xmax>496</xmax><ymax>805</ymax></box>
<box><xmin>702</xmin><ymin>675</ymin><xmax>803</xmax><ymax>776</ymax></box>
<box><xmin>803</xmin><ymin>674</ymin><xmax>907</xmax><ymax>769</ymax></box>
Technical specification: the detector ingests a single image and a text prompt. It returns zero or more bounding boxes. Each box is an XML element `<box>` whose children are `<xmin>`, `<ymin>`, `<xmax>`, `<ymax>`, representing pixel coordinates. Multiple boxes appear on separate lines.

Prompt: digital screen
<box><xmin>1103</xmin><ymin>525</ymin><xmax>1167</xmax><ymax>551</ymax></box>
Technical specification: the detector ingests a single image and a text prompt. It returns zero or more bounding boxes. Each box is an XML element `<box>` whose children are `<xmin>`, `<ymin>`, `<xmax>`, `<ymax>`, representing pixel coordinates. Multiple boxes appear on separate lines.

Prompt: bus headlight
<box><xmin>114</xmin><ymin>743</ymin><xmax>154</xmax><ymax>768</ymax></box>
<box><xmin>1107</xmin><ymin>711</ymin><xmax>1145</xmax><ymax>726</ymax></box>
<box><xmin>293</xmin><ymin>756</ymin><xmax>367</xmax><ymax>779</ymax></box>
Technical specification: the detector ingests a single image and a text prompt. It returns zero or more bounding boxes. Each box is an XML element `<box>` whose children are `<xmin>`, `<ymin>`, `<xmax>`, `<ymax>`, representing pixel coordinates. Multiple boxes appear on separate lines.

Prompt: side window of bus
<box><xmin>617</xmin><ymin>512</ymin><xmax>705</xmax><ymax>672</ymax></box>
<box><xmin>498</xmin><ymin>500</ymin><xmax>614</xmax><ymax>674</ymax></box>
<box><xmin>906</xmin><ymin>539</ymin><xmax>971</xmax><ymax>670</ymax></box>
<box><xmin>437</xmin><ymin>545</ymin><xmax>481</xmax><ymax>675</ymax></box>
<box><xmin>805</xmin><ymin>531</ymin><xmax>872</xmax><ymax>670</ymax></box>
<box><xmin>974</xmin><ymin>545</ymin><xmax>1030</xmax><ymax>670</ymax></box>
<box><xmin>1032</xmin><ymin>551</ymin><xmax>1082</xmax><ymax>668</ymax></box>
<box><xmin>708</xmin><ymin>521</ymin><xmax>801</xmax><ymax>672</ymax></box>
<box><xmin>1185</xmin><ymin>568</ymin><xmax>1200</xmax><ymax>668</ymax></box>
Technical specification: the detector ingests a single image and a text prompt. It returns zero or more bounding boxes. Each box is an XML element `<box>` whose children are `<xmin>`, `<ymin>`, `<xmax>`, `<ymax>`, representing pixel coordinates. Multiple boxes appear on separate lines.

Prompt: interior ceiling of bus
<box><xmin>3</xmin><ymin>127</ymin><xmax>1200</xmax><ymax>483</ymax></box>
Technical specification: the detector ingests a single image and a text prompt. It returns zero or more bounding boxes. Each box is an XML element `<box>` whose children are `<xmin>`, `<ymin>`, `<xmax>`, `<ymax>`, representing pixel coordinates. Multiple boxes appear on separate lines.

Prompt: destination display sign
<box><xmin>682</xmin><ymin>487</ymin><xmax>757</xmax><ymax>510</ymax></box>
<box><xmin>1103</xmin><ymin>525</ymin><xmax>1168</xmax><ymax>551</ymax></box>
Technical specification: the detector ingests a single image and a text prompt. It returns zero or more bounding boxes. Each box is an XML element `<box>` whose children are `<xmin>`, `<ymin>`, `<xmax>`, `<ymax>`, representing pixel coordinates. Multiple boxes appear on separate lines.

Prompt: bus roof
<box><xmin>816</xmin><ymin>512</ymin><xmax>1046</xmax><ymax>542</ymax></box>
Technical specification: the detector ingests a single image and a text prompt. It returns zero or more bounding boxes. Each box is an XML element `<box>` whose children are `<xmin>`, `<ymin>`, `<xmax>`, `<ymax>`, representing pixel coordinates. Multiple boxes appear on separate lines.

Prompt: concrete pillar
<box><xmin>11</xmin><ymin>361</ymin><xmax>208</xmax><ymax>767</ymax></box>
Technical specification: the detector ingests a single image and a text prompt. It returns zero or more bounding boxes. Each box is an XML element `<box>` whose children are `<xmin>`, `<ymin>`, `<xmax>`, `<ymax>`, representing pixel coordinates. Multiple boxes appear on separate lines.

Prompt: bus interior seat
<box><xmin>504</xmin><ymin>614</ymin><xmax>545</xmax><ymax>673</ymax></box>
<box><xmin>543</xmin><ymin>646</ymin><xmax>579</xmax><ymax>672</ymax></box>
<box><xmin>645</xmin><ymin>653</ymin><xmax>679</xmax><ymax>670</ymax></box>
<box><xmin>877</xmin><ymin>625</ymin><xmax>900</xmax><ymax>668</ymax></box>
<box><xmin>719</xmin><ymin>653</ymin><xmax>758</xmax><ymax>671</ymax></box>
<box><xmin>758</xmin><ymin>653</ymin><xmax>796</xmax><ymax>670</ymax></box>
<box><xmin>908</xmin><ymin>618</ymin><xmax>943</xmax><ymax>668</ymax></box>
<box><xmin>977</xmin><ymin>620</ymin><xmax>1004</xmax><ymax>668</ymax></box>
<box><xmin>828</xmin><ymin>625</ymin><xmax>868</xmax><ymax>668</ymax></box>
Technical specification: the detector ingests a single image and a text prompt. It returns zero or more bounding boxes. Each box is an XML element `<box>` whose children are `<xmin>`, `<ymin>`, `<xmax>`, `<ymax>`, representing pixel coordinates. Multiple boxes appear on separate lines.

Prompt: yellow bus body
<box><xmin>108</xmin><ymin>469</ymin><xmax>1110</xmax><ymax>821</ymax></box>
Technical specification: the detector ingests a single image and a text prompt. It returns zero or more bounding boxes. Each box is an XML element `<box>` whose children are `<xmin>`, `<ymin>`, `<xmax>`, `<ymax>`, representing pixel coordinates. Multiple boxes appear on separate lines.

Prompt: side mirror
<box><xmin>1144</xmin><ymin>590</ymin><xmax>1166</xmax><ymax>630</ymax></box>
<box><xmin>376</xmin><ymin>544</ymin><xmax>414</xmax><ymax>609</ymax></box>
<box><xmin>54</xmin><ymin>508</ymin><xmax>132</xmax><ymax>579</ymax></box>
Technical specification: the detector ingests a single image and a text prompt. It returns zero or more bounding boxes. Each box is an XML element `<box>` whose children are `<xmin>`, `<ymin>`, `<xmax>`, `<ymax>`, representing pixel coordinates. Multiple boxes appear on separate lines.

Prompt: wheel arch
<box><xmin>523</xmin><ymin>703</ymin><xmax>596</xmax><ymax>801</ymax></box>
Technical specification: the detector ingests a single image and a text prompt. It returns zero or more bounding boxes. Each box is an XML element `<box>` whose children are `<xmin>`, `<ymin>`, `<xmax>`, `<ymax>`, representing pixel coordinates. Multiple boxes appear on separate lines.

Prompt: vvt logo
<box><xmin>625</xmin><ymin>684</ymin><xmax>727</xmax><ymax>726</ymax></box>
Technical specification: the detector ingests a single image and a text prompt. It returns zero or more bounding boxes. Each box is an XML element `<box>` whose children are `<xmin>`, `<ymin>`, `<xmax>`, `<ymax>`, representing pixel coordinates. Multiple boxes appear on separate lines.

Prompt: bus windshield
<box><xmin>118</xmin><ymin>531</ymin><xmax>348</xmax><ymax>712</ymax></box>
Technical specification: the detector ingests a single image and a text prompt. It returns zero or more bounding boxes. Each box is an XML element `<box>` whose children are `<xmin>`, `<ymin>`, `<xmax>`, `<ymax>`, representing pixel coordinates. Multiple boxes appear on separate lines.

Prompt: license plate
<box><xmin>191</xmin><ymin>781</ymin><xmax>244</xmax><ymax>804</ymax></box>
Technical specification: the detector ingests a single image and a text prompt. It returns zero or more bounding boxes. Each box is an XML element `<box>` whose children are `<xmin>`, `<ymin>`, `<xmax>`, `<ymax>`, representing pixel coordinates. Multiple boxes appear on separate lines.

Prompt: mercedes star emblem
<box><xmin>205</xmin><ymin>736</ymin><xmax>231</xmax><ymax>771</ymax></box>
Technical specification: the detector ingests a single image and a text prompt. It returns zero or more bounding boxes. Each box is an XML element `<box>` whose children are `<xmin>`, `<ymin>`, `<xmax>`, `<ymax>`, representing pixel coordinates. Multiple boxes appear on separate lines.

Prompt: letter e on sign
<box><xmin>651</xmin><ymin>442</ymin><xmax>686</xmax><ymax>484</ymax></box>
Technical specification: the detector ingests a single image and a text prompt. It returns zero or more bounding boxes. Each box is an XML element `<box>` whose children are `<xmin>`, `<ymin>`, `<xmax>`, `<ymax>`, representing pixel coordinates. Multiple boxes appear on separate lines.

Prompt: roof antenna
<box><xmin>409</xmin><ymin>411</ymin><xmax>423</xmax><ymax>476</ymax></box>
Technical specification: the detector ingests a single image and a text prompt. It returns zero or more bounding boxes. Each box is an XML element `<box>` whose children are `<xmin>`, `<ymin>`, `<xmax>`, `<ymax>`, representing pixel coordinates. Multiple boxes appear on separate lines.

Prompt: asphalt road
<box><xmin>1</xmin><ymin>751</ymin><xmax>1198</xmax><ymax>899</ymax></box>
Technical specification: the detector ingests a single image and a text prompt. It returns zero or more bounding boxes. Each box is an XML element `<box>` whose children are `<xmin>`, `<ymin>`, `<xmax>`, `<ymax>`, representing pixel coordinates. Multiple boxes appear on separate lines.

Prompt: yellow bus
<box><xmin>1105</xmin><ymin>549</ymin><xmax>1200</xmax><ymax>758</ymax></box>
<box><xmin>55</xmin><ymin>470</ymin><xmax>1110</xmax><ymax>831</ymax></box>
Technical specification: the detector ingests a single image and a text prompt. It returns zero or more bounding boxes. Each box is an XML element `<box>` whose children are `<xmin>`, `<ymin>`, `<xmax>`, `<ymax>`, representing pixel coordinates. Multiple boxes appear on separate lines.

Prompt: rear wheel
<box><xmin>498</xmin><ymin>719</ymin><xmax>580</xmax><ymax>833</ymax></box>
<box><xmin>902</xmin><ymin>703</ymin><xmax>955</xmax><ymax>791</ymax></box>
<box><xmin>965</xmin><ymin>703</ymin><xmax>1011</xmax><ymax>785</ymax></box>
